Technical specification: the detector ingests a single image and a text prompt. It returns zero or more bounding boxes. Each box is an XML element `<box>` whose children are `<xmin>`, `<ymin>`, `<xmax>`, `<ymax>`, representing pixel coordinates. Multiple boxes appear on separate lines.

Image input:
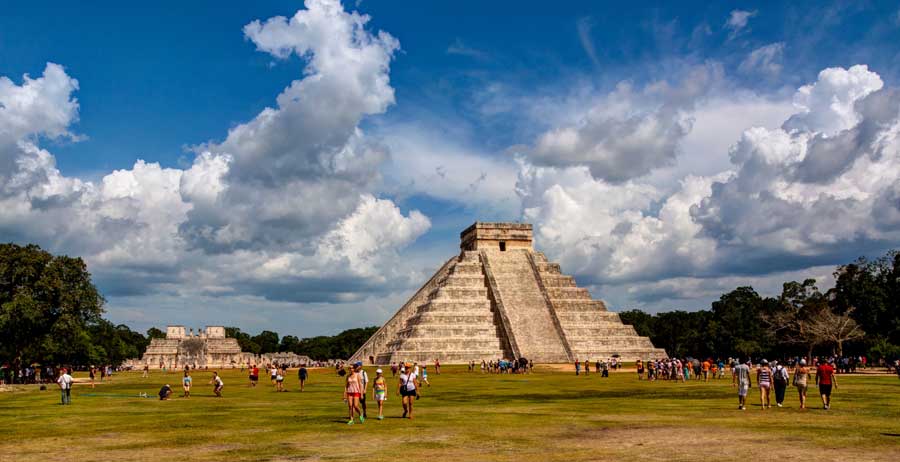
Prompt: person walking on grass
<box><xmin>373</xmin><ymin>368</ymin><xmax>387</xmax><ymax>420</ymax></box>
<box><xmin>355</xmin><ymin>362</ymin><xmax>369</xmax><ymax>419</ymax></box>
<box><xmin>298</xmin><ymin>364</ymin><xmax>308</xmax><ymax>392</ymax></box>
<box><xmin>575</xmin><ymin>359</ymin><xmax>581</xmax><ymax>376</ymax></box>
<box><xmin>211</xmin><ymin>371</ymin><xmax>224</xmax><ymax>397</ymax></box>
<box><xmin>344</xmin><ymin>363</ymin><xmax>363</xmax><ymax>425</ymax></box>
<box><xmin>89</xmin><ymin>366</ymin><xmax>96</xmax><ymax>389</ymax></box>
<box><xmin>636</xmin><ymin>359</ymin><xmax>644</xmax><ymax>380</ymax></box>
<box><xmin>772</xmin><ymin>360</ymin><xmax>789</xmax><ymax>407</ymax></box>
<box><xmin>757</xmin><ymin>359</ymin><xmax>773</xmax><ymax>409</ymax></box>
<box><xmin>732</xmin><ymin>358</ymin><xmax>752</xmax><ymax>410</ymax></box>
<box><xmin>275</xmin><ymin>366</ymin><xmax>285</xmax><ymax>392</ymax></box>
<box><xmin>57</xmin><ymin>368</ymin><xmax>73</xmax><ymax>405</ymax></box>
<box><xmin>793</xmin><ymin>359</ymin><xmax>810</xmax><ymax>409</ymax></box>
<box><xmin>421</xmin><ymin>365</ymin><xmax>431</xmax><ymax>387</ymax></box>
<box><xmin>816</xmin><ymin>358</ymin><xmax>837</xmax><ymax>410</ymax></box>
<box><xmin>182</xmin><ymin>371</ymin><xmax>192</xmax><ymax>398</ymax></box>
<box><xmin>399</xmin><ymin>362</ymin><xmax>418</xmax><ymax>419</ymax></box>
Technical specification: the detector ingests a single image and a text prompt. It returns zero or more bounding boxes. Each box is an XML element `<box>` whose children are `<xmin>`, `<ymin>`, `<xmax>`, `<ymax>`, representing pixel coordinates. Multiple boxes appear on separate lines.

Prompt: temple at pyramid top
<box><xmin>350</xmin><ymin>222</ymin><xmax>666</xmax><ymax>364</ymax></box>
<box><xmin>460</xmin><ymin>222</ymin><xmax>533</xmax><ymax>251</ymax></box>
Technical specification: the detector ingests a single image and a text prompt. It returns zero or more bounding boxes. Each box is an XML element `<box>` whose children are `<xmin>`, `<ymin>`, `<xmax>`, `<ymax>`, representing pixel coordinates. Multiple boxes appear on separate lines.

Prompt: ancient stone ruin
<box><xmin>350</xmin><ymin>222</ymin><xmax>666</xmax><ymax>364</ymax></box>
<box><xmin>136</xmin><ymin>326</ymin><xmax>244</xmax><ymax>369</ymax></box>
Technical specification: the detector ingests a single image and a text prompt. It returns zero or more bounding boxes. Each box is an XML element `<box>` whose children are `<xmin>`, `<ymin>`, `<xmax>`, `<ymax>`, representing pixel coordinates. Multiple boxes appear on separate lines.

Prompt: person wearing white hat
<box><xmin>793</xmin><ymin>359</ymin><xmax>810</xmax><ymax>409</ymax></box>
<box><xmin>373</xmin><ymin>368</ymin><xmax>387</xmax><ymax>420</ymax></box>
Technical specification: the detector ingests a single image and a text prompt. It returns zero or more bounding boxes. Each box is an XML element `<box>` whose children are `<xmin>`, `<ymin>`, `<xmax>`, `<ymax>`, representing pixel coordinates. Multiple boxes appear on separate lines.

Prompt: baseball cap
<box><xmin>376</xmin><ymin>369</ymin><xmax>383</xmax><ymax>374</ymax></box>
<box><xmin>354</xmin><ymin>361</ymin><xmax>363</xmax><ymax>367</ymax></box>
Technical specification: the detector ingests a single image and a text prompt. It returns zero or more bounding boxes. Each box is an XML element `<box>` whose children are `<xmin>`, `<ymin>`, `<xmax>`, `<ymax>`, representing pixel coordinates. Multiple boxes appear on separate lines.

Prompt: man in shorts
<box><xmin>732</xmin><ymin>358</ymin><xmax>752</xmax><ymax>410</ymax></box>
<box><xmin>298</xmin><ymin>364</ymin><xmax>308</xmax><ymax>392</ymax></box>
<box><xmin>249</xmin><ymin>364</ymin><xmax>259</xmax><ymax>387</ymax></box>
<box><xmin>816</xmin><ymin>358</ymin><xmax>837</xmax><ymax>410</ymax></box>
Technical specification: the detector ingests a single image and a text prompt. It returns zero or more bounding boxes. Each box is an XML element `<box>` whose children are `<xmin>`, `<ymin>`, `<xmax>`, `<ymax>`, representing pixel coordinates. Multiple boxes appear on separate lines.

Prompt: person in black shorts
<box><xmin>298</xmin><ymin>365</ymin><xmax>308</xmax><ymax>392</ymax></box>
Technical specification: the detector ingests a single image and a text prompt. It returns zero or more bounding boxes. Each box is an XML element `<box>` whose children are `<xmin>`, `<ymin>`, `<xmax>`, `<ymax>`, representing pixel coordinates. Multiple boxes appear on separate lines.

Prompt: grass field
<box><xmin>2</xmin><ymin>366</ymin><xmax>899</xmax><ymax>461</ymax></box>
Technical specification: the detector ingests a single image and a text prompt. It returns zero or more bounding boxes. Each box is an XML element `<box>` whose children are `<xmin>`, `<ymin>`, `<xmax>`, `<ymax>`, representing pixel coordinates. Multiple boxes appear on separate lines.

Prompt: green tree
<box><xmin>618</xmin><ymin>310</ymin><xmax>656</xmax><ymax>338</ymax></box>
<box><xmin>252</xmin><ymin>330</ymin><xmax>280</xmax><ymax>354</ymax></box>
<box><xmin>279</xmin><ymin>335</ymin><xmax>300</xmax><ymax>352</ymax></box>
<box><xmin>0</xmin><ymin>243</ymin><xmax>104</xmax><ymax>364</ymax></box>
<box><xmin>146</xmin><ymin>327</ymin><xmax>166</xmax><ymax>339</ymax></box>
<box><xmin>709</xmin><ymin>287</ymin><xmax>773</xmax><ymax>358</ymax></box>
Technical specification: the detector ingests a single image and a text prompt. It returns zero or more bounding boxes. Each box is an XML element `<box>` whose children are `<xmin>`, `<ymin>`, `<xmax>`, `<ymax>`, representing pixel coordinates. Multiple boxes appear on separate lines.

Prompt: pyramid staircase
<box><xmin>350</xmin><ymin>223</ymin><xmax>666</xmax><ymax>364</ymax></box>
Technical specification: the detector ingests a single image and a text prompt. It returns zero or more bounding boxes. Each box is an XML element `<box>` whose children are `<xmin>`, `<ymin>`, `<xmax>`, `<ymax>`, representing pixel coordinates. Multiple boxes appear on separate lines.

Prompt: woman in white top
<box><xmin>398</xmin><ymin>363</ymin><xmax>418</xmax><ymax>419</ymax></box>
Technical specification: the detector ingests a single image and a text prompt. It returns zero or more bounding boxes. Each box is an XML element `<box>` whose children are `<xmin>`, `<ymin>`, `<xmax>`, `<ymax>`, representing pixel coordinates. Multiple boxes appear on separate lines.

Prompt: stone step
<box><xmin>408</xmin><ymin>313</ymin><xmax>497</xmax><ymax>324</ymax></box>
<box><xmin>558</xmin><ymin>312</ymin><xmax>622</xmax><ymax>323</ymax></box>
<box><xmin>560</xmin><ymin>326</ymin><xmax>640</xmax><ymax>337</ymax></box>
<box><xmin>397</xmin><ymin>325</ymin><xmax>501</xmax><ymax>338</ymax></box>
<box><xmin>568</xmin><ymin>337</ymin><xmax>657</xmax><ymax>350</ymax></box>
<box><xmin>417</xmin><ymin>300</ymin><xmax>492</xmax><ymax>312</ymax></box>
<box><xmin>381</xmin><ymin>349</ymin><xmax>508</xmax><ymax>364</ymax></box>
<box><xmin>550</xmin><ymin>299</ymin><xmax>609</xmax><ymax>311</ymax></box>
<box><xmin>441</xmin><ymin>275</ymin><xmax>488</xmax><ymax>287</ymax></box>
<box><xmin>571</xmin><ymin>349</ymin><xmax>667</xmax><ymax>361</ymax></box>
<box><xmin>388</xmin><ymin>338</ymin><xmax>506</xmax><ymax>351</ymax></box>
<box><xmin>545</xmin><ymin>287</ymin><xmax>591</xmax><ymax>299</ymax></box>
<box><xmin>451</xmin><ymin>264</ymin><xmax>484</xmax><ymax>275</ymax></box>
<box><xmin>535</xmin><ymin>262</ymin><xmax>561</xmax><ymax>274</ymax></box>
<box><xmin>538</xmin><ymin>275</ymin><xmax>576</xmax><ymax>287</ymax></box>
<box><xmin>459</xmin><ymin>251</ymin><xmax>481</xmax><ymax>262</ymax></box>
<box><xmin>431</xmin><ymin>287</ymin><xmax>488</xmax><ymax>299</ymax></box>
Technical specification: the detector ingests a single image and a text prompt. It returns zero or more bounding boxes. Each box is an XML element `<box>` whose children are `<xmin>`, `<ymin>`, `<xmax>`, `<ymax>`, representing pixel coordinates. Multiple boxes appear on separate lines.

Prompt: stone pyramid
<box><xmin>350</xmin><ymin>223</ymin><xmax>666</xmax><ymax>364</ymax></box>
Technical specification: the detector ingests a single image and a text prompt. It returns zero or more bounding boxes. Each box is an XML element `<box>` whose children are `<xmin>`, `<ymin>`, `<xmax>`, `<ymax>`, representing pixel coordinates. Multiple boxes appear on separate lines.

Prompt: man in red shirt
<box><xmin>815</xmin><ymin>358</ymin><xmax>838</xmax><ymax>410</ymax></box>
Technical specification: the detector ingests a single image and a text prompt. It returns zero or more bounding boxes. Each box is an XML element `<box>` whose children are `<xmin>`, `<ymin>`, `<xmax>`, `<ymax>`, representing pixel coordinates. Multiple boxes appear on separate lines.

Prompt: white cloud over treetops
<box><xmin>0</xmin><ymin>0</ymin><xmax>429</xmax><ymax>315</ymax></box>
<box><xmin>517</xmin><ymin>64</ymin><xmax>900</xmax><ymax>311</ymax></box>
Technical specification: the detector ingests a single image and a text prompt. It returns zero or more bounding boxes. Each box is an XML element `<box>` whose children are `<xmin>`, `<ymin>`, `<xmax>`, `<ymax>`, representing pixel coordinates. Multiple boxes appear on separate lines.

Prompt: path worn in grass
<box><xmin>2</xmin><ymin>366</ymin><xmax>898</xmax><ymax>461</ymax></box>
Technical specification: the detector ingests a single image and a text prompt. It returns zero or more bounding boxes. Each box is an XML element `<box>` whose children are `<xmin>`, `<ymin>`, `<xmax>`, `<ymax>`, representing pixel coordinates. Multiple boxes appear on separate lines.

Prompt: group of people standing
<box><xmin>342</xmin><ymin>361</ymin><xmax>393</xmax><ymax>424</ymax></box>
<box><xmin>732</xmin><ymin>357</ymin><xmax>837</xmax><ymax>410</ymax></box>
<box><xmin>575</xmin><ymin>358</ymin><xmax>618</xmax><ymax>377</ymax></box>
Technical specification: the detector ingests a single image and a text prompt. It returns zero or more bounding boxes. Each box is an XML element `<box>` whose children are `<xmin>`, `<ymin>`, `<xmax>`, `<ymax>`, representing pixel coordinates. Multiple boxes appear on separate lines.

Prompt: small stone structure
<box><xmin>133</xmin><ymin>326</ymin><xmax>245</xmax><ymax>369</ymax></box>
<box><xmin>350</xmin><ymin>222</ymin><xmax>666</xmax><ymax>364</ymax></box>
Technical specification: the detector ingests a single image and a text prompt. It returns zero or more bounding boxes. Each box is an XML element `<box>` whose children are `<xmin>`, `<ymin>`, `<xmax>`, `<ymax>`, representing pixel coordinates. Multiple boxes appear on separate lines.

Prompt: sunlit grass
<box><xmin>2</xmin><ymin>366</ymin><xmax>899</xmax><ymax>461</ymax></box>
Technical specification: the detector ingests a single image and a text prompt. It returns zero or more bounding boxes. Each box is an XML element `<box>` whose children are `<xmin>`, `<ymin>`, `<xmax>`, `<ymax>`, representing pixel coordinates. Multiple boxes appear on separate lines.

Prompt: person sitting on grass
<box><xmin>211</xmin><ymin>371</ymin><xmax>224</xmax><ymax>397</ymax></box>
<box><xmin>159</xmin><ymin>384</ymin><xmax>173</xmax><ymax>400</ymax></box>
<box><xmin>182</xmin><ymin>371</ymin><xmax>192</xmax><ymax>398</ymax></box>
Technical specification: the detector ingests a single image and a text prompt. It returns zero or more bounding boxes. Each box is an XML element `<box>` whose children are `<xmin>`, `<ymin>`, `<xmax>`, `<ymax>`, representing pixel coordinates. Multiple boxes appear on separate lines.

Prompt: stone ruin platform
<box><xmin>350</xmin><ymin>222</ymin><xmax>666</xmax><ymax>364</ymax></box>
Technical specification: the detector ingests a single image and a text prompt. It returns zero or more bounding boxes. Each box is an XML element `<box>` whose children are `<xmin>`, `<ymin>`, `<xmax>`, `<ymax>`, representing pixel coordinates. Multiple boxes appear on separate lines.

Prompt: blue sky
<box><xmin>1</xmin><ymin>0</ymin><xmax>899</xmax><ymax>336</ymax></box>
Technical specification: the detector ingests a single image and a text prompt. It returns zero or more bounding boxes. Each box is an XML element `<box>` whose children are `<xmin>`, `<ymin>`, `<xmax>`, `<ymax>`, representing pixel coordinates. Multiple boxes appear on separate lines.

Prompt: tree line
<box><xmin>3</xmin><ymin>242</ymin><xmax>898</xmax><ymax>366</ymax></box>
<box><xmin>619</xmin><ymin>249</ymin><xmax>900</xmax><ymax>361</ymax></box>
<box><xmin>0</xmin><ymin>243</ymin><xmax>378</xmax><ymax>365</ymax></box>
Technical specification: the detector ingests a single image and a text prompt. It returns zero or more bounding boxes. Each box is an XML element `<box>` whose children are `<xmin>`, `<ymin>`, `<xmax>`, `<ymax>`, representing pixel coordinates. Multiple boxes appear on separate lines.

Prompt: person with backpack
<box><xmin>772</xmin><ymin>360</ymin><xmax>789</xmax><ymax>407</ymax></box>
